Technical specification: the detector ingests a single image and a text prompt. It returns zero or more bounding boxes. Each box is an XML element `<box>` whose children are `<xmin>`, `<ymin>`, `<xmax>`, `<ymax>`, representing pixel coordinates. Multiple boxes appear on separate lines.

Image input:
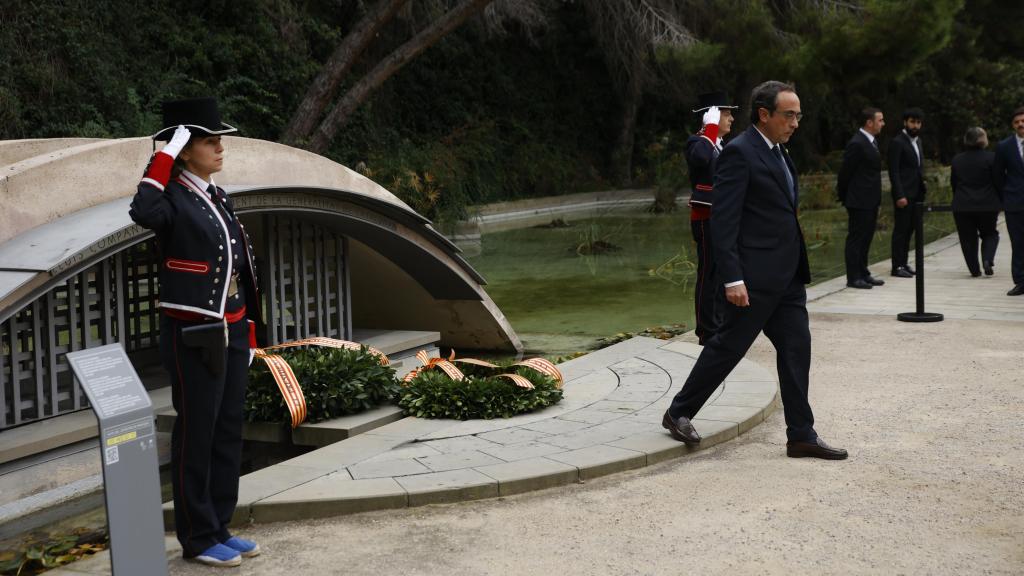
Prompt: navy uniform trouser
<box><xmin>691</xmin><ymin>218</ymin><xmax>724</xmax><ymax>344</ymax></box>
<box><xmin>160</xmin><ymin>314</ymin><xmax>249</xmax><ymax>558</ymax></box>
<box><xmin>668</xmin><ymin>277</ymin><xmax>816</xmax><ymax>443</ymax></box>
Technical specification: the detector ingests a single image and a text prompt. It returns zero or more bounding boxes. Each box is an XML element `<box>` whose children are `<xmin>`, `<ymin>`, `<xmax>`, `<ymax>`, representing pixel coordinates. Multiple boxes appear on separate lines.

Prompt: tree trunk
<box><xmin>609</xmin><ymin>69</ymin><xmax>642</xmax><ymax>187</ymax></box>
<box><xmin>280</xmin><ymin>0</ymin><xmax>410</xmax><ymax>146</ymax></box>
<box><xmin>308</xmin><ymin>0</ymin><xmax>495</xmax><ymax>154</ymax></box>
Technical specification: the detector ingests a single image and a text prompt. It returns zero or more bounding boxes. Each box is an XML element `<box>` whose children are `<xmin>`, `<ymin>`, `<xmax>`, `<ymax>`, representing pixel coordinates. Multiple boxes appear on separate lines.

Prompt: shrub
<box><xmin>245</xmin><ymin>346</ymin><xmax>400</xmax><ymax>424</ymax></box>
<box><xmin>397</xmin><ymin>364</ymin><xmax>563</xmax><ymax>420</ymax></box>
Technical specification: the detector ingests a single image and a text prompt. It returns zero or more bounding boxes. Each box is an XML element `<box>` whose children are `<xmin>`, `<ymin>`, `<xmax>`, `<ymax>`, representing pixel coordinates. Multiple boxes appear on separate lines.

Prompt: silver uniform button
<box><xmin>218</xmin><ymin>256</ymin><xmax>223</xmax><ymax>262</ymax></box>
<box><xmin>231</xmin><ymin>239</ymin><xmax>236</xmax><ymax>244</ymax></box>
<box><xmin>219</xmin><ymin>245</ymin><xmax>223</xmax><ymax>250</ymax></box>
<box><xmin>214</xmin><ymin>278</ymin><xmax>219</xmax><ymax>284</ymax></box>
<box><xmin>208</xmin><ymin>300</ymin><xmax>214</xmax><ymax>305</ymax></box>
<box><xmin>215</xmin><ymin>267</ymin><xmax>221</xmax><ymax>273</ymax></box>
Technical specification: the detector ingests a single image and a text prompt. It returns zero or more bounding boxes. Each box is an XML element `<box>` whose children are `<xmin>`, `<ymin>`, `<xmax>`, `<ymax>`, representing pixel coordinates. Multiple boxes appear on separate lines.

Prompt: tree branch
<box><xmin>307</xmin><ymin>0</ymin><xmax>495</xmax><ymax>153</ymax></box>
<box><xmin>281</xmin><ymin>0</ymin><xmax>410</xmax><ymax>145</ymax></box>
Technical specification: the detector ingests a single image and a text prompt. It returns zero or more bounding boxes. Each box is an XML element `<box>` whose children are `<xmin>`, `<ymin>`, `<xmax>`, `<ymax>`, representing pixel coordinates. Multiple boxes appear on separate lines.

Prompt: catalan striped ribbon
<box><xmin>402</xmin><ymin>350</ymin><xmax>564</xmax><ymax>391</ymax></box>
<box><xmin>253</xmin><ymin>338</ymin><xmax>390</xmax><ymax>429</ymax></box>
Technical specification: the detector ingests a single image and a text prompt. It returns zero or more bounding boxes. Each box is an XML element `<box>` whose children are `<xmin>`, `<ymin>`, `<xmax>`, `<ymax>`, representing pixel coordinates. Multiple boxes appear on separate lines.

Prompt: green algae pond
<box><xmin>465</xmin><ymin>205</ymin><xmax>956</xmax><ymax>357</ymax></box>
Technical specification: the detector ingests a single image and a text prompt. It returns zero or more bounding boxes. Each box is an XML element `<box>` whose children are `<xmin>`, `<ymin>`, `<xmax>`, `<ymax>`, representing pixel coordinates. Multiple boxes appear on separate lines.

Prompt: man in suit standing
<box><xmin>993</xmin><ymin>106</ymin><xmax>1024</xmax><ymax>296</ymax></box>
<box><xmin>662</xmin><ymin>81</ymin><xmax>847</xmax><ymax>460</ymax></box>
<box><xmin>838</xmin><ymin>107</ymin><xmax>886</xmax><ymax>289</ymax></box>
<box><xmin>889</xmin><ymin>108</ymin><xmax>927</xmax><ymax>278</ymax></box>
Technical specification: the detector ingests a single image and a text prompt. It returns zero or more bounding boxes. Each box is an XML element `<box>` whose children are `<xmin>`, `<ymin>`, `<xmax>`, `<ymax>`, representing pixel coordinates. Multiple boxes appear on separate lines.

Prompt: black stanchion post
<box><xmin>898</xmin><ymin>201</ymin><xmax>944</xmax><ymax>323</ymax></box>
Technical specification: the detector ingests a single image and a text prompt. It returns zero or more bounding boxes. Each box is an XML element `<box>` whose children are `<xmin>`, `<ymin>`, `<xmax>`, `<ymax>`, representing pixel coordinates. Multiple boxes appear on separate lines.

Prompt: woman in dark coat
<box><xmin>130</xmin><ymin>97</ymin><xmax>263</xmax><ymax>567</ymax></box>
<box><xmin>951</xmin><ymin>126</ymin><xmax>1002</xmax><ymax>277</ymax></box>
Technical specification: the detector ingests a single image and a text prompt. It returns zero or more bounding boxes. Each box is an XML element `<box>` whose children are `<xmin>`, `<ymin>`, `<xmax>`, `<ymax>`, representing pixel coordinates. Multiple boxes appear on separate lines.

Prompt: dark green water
<box><xmin>466</xmin><ymin>206</ymin><xmax>956</xmax><ymax>356</ymax></box>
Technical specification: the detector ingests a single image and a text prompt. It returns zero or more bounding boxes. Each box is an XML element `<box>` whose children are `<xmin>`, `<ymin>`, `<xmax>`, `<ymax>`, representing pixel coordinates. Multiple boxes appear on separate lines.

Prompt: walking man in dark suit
<box><xmin>662</xmin><ymin>81</ymin><xmax>847</xmax><ymax>460</ymax></box>
<box><xmin>993</xmin><ymin>106</ymin><xmax>1024</xmax><ymax>296</ymax></box>
<box><xmin>838</xmin><ymin>107</ymin><xmax>886</xmax><ymax>289</ymax></box>
<box><xmin>889</xmin><ymin>108</ymin><xmax>927</xmax><ymax>278</ymax></box>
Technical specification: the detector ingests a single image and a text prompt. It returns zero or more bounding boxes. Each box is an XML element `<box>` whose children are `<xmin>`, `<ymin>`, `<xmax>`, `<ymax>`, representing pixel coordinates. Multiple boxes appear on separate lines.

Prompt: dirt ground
<box><xmin>169</xmin><ymin>313</ymin><xmax>1024</xmax><ymax>576</ymax></box>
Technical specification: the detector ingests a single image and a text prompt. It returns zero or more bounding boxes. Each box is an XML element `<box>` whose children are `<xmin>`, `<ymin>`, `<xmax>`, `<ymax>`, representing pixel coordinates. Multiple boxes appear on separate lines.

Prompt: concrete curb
<box><xmin>157</xmin><ymin>337</ymin><xmax>778</xmax><ymax>527</ymax></box>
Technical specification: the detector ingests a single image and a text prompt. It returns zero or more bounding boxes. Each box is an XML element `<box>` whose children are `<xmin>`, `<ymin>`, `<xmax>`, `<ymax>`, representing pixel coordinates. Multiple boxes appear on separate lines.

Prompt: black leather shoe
<box><xmin>983</xmin><ymin>261</ymin><xmax>994</xmax><ymax>276</ymax></box>
<box><xmin>970</xmin><ymin>270</ymin><xmax>982</xmax><ymax>277</ymax></box>
<box><xmin>1008</xmin><ymin>284</ymin><xmax>1024</xmax><ymax>296</ymax></box>
<box><xmin>786</xmin><ymin>437</ymin><xmax>848</xmax><ymax>460</ymax></box>
<box><xmin>905</xmin><ymin>264</ymin><xmax>916</xmax><ymax>275</ymax></box>
<box><xmin>865</xmin><ymin>275</ymin><xmax>885</xmax><ymax>286</ymax></box>
<box><xmin>891</xmin><ymin>267</ymin><xmax>913</xmax><ymax>278</ymax></box>
<box><xmin>846</xmin><ymin>279</ymin><xmax>873</xmax><ymax>289</ymax></box>
<box><xmin>662</xmin><ymin>411</ymin><xmax>701</xmax><ymax>445</ymax></box>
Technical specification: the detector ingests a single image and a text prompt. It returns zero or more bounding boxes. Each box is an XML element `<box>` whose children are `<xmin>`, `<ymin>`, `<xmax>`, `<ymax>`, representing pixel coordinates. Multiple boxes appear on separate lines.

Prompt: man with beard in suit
<box><xmin>838</xmin><ymin>107</ymin><xmax>886</xmax><ymax>289</ymax></box>
<box><xmin>993</xmin><ymin>106</ymin><xmax>1024</xmax><ymax>296</ymax></box>
<box><xmin>889</xmin><ymin>108</ymin><xmax>927</xmax><ymax>278</ymax></box>
<box><xmin>662</xmin><ymin>81</ymin><xmax>847</xmax><ymax>460</ymax></box>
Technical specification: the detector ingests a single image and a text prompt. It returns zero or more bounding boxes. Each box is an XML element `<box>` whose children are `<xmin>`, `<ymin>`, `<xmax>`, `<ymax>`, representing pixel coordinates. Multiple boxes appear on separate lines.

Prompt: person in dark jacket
<box><xmin>951</xmin><ymin>126</ymin><xmax>1001</xmax><ymax>277</ymax></box>
<box><xmin>130</xmin><ymin>98</ymin><xmax>263</xmax><ymax>567</ymax></box>
<box><xmin>837</xmin><ymin>107</ymin><xmax>886</xmax><ymax>289</ymax></box>
<box><xmin>993</xmin><ymin>106</ymin><xmax>1024</xmax><ymax>296</ymax></box>
<box><xmin>663</xmin><ymin>81</ymin><xmax>847</xmax><ymax>461</ymax></box>
<box><xmin>889</xmin><ymin>108</ymin><xmax>928</xmax><ymax>278</ymax></box>
<box><xmin>685</xmin><ymin>91</ymin><xmax>738</xmax><ymax>344</ymax></box>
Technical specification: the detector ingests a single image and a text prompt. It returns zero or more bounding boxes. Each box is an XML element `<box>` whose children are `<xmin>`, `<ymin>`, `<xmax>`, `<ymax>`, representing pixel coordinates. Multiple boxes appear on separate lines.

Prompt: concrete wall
<box><xmin>0</xmin><ymin>136</ymin><xmax>414</xmax><ymax>246</ymax></box>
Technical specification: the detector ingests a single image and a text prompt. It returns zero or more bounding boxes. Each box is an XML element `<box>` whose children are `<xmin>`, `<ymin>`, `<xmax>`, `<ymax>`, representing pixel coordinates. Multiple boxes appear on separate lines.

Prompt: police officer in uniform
<box><xmin>130</xmin><ymin>97</ymin><xmax>263</xmax><ymax>567</ymax></box>
<box><xmin>686</xmin><ymin>92</ymin><xmax>738</xmax><ymax>344</ymax></box>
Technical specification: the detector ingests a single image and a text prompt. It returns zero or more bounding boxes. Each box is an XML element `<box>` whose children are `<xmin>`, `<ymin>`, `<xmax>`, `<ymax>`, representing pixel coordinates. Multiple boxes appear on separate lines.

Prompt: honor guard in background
<box><xmin>130</xmin><ymin>98</ymin><xmax>264</xmax><ymax>567</ymax></box>
<box><xmin>686</xmin><ymin>91</ymin><xmax>738</xmax><ymax>344</ymax></box>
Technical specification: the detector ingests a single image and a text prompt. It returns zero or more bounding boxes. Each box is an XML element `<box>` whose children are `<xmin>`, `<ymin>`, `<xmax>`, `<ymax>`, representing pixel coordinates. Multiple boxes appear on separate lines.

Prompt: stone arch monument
<box><xmin>0</xmin><ymin>137</ymin><xmax>520</xmax><ymax>434</ymax></box>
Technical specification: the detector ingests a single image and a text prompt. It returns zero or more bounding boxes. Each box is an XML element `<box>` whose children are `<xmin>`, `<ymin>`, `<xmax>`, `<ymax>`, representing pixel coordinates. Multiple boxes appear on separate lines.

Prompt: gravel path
<box><xmin>168</xmin><ymin>312</ymin><xmax>1024</xmax><ymax>575</ymax></box>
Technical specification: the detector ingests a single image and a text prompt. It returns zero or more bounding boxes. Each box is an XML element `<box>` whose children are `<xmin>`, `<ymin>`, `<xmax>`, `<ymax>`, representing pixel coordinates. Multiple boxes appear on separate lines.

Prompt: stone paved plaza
<box><xmin>54</xmin><ymin>222</ymin><xmax>1024</xmax><ymax>575</ymax></box>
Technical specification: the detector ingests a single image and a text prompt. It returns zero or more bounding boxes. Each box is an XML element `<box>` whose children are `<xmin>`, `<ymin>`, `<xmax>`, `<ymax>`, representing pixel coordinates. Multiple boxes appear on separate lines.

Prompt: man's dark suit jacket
<box><xmin>888</xmin><ymin>131</ymin><xmax>927</xmax><ymax>202</ymax></box>
<box><xmin>711</xmin><ymin>125</ymin><xmax>811</xmax><ymax>293</ymax></box>
<box><xmin>993</xmin><ymin>135</ymin><xmax>1024</xmax><ymax>212</ymax></box>
<box><xmin>951</xmin><ymin>149</ymin><xmax>1001</xmax><ymax>212</ymax></box>
<box><xmin>837</xmin><ymin>130</ymin><xmax>881</xmax><ymax>209</ymax></box>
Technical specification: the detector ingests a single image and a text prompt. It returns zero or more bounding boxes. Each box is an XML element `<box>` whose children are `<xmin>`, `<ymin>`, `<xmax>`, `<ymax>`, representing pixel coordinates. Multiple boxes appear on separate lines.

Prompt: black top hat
<box><xmin>692</xmin><ymin>91</ymin><xmax>739</xmax><ymax>113</ymax></box>
<box><xmin>153</xmin><ymin>97</ymin><xmax>238</xmax><ymax>141</ymax></box>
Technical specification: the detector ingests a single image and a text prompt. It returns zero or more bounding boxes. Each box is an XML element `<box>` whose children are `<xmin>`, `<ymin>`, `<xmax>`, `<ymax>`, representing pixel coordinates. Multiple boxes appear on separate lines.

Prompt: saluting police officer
<box><xmin>686</xmin><ymin>91</ymin><xmax>738</xmax><ymax>345</ymax></box>
<box><xmin>130</xmin><ymin>97</ymin><xmax>264</xmax><ymax>567</ymax></box>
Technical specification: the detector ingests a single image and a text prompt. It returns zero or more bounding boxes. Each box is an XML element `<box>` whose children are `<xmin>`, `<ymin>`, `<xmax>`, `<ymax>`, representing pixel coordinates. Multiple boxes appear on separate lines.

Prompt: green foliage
<box><xmin>397</xmin><ymin>365</ymin><xmax>563</xmax><ymax>420</ymax></box>
<box><xmin>245</xmin><ymin>346</ymin><xmax>400</xmax><ymax>424</ymax></box>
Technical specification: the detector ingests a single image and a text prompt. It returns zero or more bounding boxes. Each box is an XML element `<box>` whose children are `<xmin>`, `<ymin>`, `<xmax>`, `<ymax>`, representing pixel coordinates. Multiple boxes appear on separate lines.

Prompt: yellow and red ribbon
<box><xmin>253</xmin><ymin>338</ymin><xmax>389</xmax><ymax>428</ymax></box>
<box><xmin>403</xmin><ymin>350</ymin><xmax>563</xmax><ymax>391</ymax></box>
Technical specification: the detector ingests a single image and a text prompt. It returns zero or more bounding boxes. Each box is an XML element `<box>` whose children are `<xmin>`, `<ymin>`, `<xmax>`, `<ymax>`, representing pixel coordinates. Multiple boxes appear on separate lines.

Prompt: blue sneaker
<box><xmin>223</xmin><ymin>536</ymin><xmax>261</xmax><ymax>558</ymax></box>
<box><xmin>192</xmin><ymin>543</ymin><xmax>241</xmax><ymax>567</ymax></box>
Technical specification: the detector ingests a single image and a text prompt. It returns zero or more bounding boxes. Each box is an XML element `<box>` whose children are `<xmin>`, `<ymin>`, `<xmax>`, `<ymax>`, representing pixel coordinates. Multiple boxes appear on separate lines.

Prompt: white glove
<box><xmin>161</xmin><ymin>125</ymin><xmax>191</xmax><ymax>158</ymax></box>
<box><xmin>702</xmin><ymin>106</ymin><xmax>721</xmax><ymax>126</ymax></box>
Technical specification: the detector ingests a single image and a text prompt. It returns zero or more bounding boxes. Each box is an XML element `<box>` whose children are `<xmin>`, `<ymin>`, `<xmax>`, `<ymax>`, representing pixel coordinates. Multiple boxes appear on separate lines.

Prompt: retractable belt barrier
<box><xmin>897</xmin><ymin>201</ymin><xmax>948</xmax><ymax>323</ymax></box>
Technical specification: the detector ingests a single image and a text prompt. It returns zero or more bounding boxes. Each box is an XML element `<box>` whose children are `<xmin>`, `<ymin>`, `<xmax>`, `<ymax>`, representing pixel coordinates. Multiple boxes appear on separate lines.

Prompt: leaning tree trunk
<box><xmin>609</xmin><ymin>70</ymin><xmax>642</xmax><ymax>187</ymax></box>
<box><xmin>281</xmin><ymin>0</ymin><xmax>410</xmax><ymax>146</ymax></box>
<box><xmin>308</xmin><ymin>0</ymin><xmax>495</xmax><ymax>154</ymax></box>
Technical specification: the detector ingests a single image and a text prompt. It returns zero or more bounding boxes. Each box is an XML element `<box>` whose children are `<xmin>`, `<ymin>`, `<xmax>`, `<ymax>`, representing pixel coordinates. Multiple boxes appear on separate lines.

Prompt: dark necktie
<box><xmin>208</xmin><ymin>184</ymin><xmax>233</xmax><ymax>222</ymax></box>
<box><xmin>772</xmin><ymin>145</ymin><xmax>795</xmax><ymax>203</ymax></box>
<box><xmin>871</xmin><ymin>138</ymin><xmax>878</xmax><ymax>151</ymax></box>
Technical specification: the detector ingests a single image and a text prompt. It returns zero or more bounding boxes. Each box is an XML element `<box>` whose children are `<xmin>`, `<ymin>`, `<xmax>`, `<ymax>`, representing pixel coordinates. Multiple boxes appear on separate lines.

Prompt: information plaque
<box><xmin>66</xmin><ymin>344</ymin><xmax>168</xmax><ymax>576</ymax></box>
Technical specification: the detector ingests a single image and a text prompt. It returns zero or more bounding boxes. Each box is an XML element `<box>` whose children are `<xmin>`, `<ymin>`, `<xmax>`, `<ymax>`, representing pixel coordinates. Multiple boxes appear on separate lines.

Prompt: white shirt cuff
<box><xmin>724</xmin><ymin>280</ymin><xmax>744</xmax><ymax>288</ymax></box>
